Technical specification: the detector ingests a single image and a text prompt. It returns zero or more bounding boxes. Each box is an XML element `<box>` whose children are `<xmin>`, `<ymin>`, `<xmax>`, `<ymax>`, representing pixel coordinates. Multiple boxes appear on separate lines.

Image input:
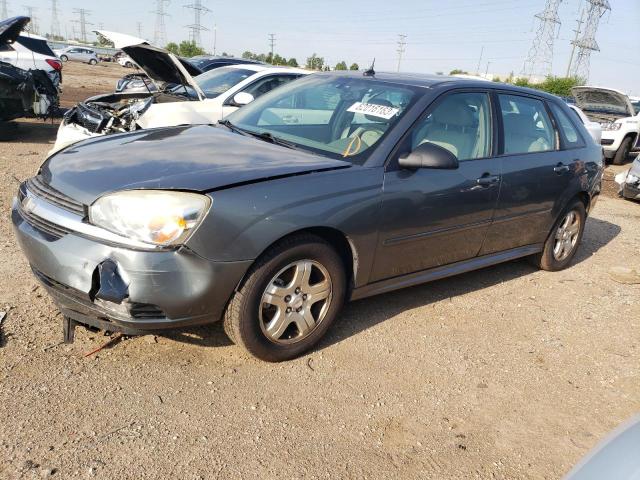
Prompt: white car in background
<box><xmin>0</xmin><ymin>29</ymin><xmax>62</xmax><ymax>88</ymax></box>
<box><xmin>52</xmin><ymin>36</ymin><xmax>308</xmax><ymax>153</ymax></box>
<box><xmin>572</xmin><ymin>86</ymin><xmax>640</xmax><ymax>165</ymax></box>
<box><xmin>53</xmin><ymin>46</ymin><xmax>99</xmax><ymax>65</ymax></box>
<box><xmin>568</xmin><ymin>104</ymin><xmax>602</xmax><ymax>144</ymax></box>
<box><xmin>117</xmin><ymin>54</ymin><xmax>136</xmax><ymax>68</ymax></box>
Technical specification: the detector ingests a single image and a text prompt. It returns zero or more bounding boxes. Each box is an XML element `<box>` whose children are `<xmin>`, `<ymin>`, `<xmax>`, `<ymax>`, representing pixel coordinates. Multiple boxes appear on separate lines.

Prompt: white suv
<box><xmin>0</xmin><ymin>31</ymin><xmax>62</xmax><ymax>88</ymax></box>
<box><xmin>572</xmin><ymin>86</ymin><xmax>640</xmax><ymax>165</ymax></box>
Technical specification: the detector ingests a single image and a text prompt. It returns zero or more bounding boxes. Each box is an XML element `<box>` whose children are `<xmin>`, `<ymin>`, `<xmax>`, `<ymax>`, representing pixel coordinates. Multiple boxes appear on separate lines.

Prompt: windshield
<box><xmin>228</xmin><ymin>75</ymin><xmax>419</xmax><ymax>163</ymax></box>
<box><xmin>194</xmin><ymin>66</ymin><xmax>254</xmax><ymax>98</ymax></box>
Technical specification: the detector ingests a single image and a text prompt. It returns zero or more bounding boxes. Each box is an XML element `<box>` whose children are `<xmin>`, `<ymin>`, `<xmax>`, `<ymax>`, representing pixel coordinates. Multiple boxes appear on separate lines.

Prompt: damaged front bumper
<box><xmin>615</xmin><ymin>157</ymin><xmax>640</xmax><ymax>201</ymax></box>
<box><xmin>11</xmin><ymin>186</ymin><xmax>251</xmax><ymax>334</ymax></box>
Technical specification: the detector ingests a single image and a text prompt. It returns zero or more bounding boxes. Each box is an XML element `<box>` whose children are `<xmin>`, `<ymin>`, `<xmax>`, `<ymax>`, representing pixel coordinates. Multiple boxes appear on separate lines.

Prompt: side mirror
<box><xmin>230</xmin><ymin>92</ymin><xmax>255</xmax><ymax>107</ymax></box>
<box><xmin>398</xmin><ymin>142</ymin><xmax>459</xmax><ymax>170</ymax></box>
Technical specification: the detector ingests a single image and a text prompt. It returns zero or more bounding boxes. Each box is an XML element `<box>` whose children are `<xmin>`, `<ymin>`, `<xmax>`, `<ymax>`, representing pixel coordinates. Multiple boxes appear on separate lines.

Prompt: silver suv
<box><xmin>54</xmin><ymin>46</ymin><xmax>98</xmax><ymax>65</ymax></box>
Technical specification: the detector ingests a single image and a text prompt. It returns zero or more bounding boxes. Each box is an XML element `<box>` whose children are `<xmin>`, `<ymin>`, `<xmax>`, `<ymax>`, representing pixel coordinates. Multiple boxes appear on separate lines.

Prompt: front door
<box><xmin>371</xmin><ymin>91</ymin><xmax>501</xmax><ymax>282</ymax></box>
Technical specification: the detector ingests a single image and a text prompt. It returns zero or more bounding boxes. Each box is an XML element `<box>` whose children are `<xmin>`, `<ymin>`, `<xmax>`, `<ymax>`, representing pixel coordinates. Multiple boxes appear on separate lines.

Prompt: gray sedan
<box><xmin>54</xmin><ymin>46</ymin><xmax>98</xmax><ymax>65</ymax></box>
<box><xmin>12</xmin><ymin>72</ymin><xmax>603</xmax><ymax>361</ymax></box>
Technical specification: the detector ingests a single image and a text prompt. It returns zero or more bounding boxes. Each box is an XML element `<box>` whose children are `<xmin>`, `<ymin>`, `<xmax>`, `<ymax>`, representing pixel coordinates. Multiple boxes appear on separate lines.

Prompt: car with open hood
<box><xmin>0</xmin><ymin>16</ymin><xmax>59</xmax><ymax>121</ymax></box>
<box><xmin>13</xmin><ymin>71</ymin><xmax>603</xmax><ymax>361</ymax></box>
<box><xmin>51</xmin><ymin>36</ymin><xmax>308</xmax><ymax>154</ymax></box>
<box><xmin>572</xmin><ymin>86</ymin><xmax>640</xmax><ymax>165</ymax></box>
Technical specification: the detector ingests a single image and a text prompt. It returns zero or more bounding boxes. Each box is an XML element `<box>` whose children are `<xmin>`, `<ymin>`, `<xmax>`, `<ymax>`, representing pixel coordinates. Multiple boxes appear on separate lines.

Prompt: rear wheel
<box><xmin>89</xmin><ymin>58</ymin><xmax>97</xmax><ymax>65</ymax></box>
<box><xmin>613</xmin><ymin>136</ymin><xmax>633</xmax><ymax>165</ymax></box>
<box><xmin>60</xmin><ymin>55</ymin><xmax>68</xmax><ymax>62</ymax></box>
<box><xmin>223</xmin><ymin>234</ymin><xmax>346</xmax><ymax>362</ymax></box>
<box><xmin>529</xmin><ymin>200</ymin><xmax>586</xmax><ymax>271</ymax></box>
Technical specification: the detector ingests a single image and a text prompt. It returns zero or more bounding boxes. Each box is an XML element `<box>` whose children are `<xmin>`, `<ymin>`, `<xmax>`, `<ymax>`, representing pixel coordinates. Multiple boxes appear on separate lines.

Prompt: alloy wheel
<box><xmin>553</xmin><ymin>210</ymin><xmax>581</xmax><ymax>261</ymax></box>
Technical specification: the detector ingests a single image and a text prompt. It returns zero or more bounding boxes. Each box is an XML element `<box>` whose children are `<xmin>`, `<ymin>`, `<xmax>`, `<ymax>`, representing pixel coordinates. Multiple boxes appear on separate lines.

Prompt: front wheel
<box><xmin>89</xmin><ymin>58</ymin><xmax>97</xmax><ymax>65</ymax></box>
<box><xmin>60</xmin><ymin>55</ymin><xmax>68</xmax><ymax>62</ymax></box>
<box><xmin>530</xmin><ymin>200</ymin><xmax>586</xmax><ymax>271</ymax></box>
<box><xmin>612</xmin><ymin>136</ymin><xmax>633</xmax><ymax>165</ymax></box>
<box><xmin>224</xmin><ymin>234</ymin><xmax>346</xmax><ymax>362</ymax></box>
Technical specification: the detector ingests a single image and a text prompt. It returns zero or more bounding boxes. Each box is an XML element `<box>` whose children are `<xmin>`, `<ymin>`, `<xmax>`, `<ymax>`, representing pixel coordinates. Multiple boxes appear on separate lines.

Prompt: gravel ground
<box><xmin>1</xmin><ymin>63</ymin><xmax>639</xmax><ymax>479</ymax></box>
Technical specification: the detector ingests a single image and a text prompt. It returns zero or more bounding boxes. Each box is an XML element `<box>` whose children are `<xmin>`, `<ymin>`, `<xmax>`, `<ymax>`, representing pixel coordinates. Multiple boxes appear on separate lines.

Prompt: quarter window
<box><xmin>499</xmin><ymin>94</ymin><xmax>557</xmax><ymax>154</ymax></box>
<box><xmin>549</xmin><ymin>103</ymin><xmax>584</xmax><ymax>148</ymax></box>
<box><xmin>411</xmin><ymin>92</ymin><xmax>492</xmax><ymax>161</ymax></box>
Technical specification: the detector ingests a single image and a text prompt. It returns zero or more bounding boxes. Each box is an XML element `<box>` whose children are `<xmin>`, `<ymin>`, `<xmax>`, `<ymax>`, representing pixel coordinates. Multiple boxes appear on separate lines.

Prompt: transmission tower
<box><xmin>396</xmin><ymin>34</ymin><xmax>407</xmax><ymax>72</ymax></box>
<box><xmin>268</xmin><ymin>33</ymin><xmax>275</xmax><ymax>60</ymax></box>
<box><xmin>184</xmin><ymin>0</ymin><xmax>210</xmax><ymax>47</ymax></box>
<box><xmin>50</xmin><ymin>0</ymin><xmax>60</xmax><ymax>37</ymax></box>
<box><xmin>522</xmin><ymin>0</ymin><xmax>562</xmax><ymax>79</ymax></box>
<box><xmin>1</xmin><ymin>0</ymin><xmax>8</xmax><ymax>19</ymax></box>
<box><xmin>23</xmin><ymin>5</ymin><xmax>38</xmax><ymax>33</ymax></box>
<box><xmin>568</xmin><ymin>0</ymin><xmax>610</xmax><ymax>81</ymax></box>
<box><xmin>152</xmin><ymin>0</ymin><xmax>170</xmax><ymax>46</ymax></box>
<box><xmin>72</xmin><ymin>8</ymin><xmax>92</xmax><ymax>43</ymax></box>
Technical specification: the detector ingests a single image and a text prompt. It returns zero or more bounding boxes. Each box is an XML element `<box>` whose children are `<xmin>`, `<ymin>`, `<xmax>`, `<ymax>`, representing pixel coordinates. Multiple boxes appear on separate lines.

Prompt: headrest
<box><xmin>432</xmin><ymin>98</ymin><xmax>475</xmax><ymax>127</ymax></box>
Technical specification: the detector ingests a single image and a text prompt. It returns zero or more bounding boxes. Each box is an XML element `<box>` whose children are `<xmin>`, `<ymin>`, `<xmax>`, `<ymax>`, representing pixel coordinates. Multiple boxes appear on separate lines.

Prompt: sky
<box><xmin>7</xmin><ymin>0</ymin><xmax>640</xmax><ymax>95</ymax></box>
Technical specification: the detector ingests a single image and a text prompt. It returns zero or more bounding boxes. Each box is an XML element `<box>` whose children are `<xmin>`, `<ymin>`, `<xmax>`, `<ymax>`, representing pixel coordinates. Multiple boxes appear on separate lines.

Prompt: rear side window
<box><xmin>549</xmin><ymin>103</ymin><xmax>585</xmax><ymax>148</ymax></box>
<box><xmin>15</xmin><ymin>36</ymin><xmax>56</xmax><ymax>57</ymax></box>
<box><xmin>499</xmin><ymin>94</ymin><xmax>557</xmax><ymax>155</ymax></box>
<box><xmin>241</xmin><ymin>74</ymin><xmax>300</xmax><ymax>100</ymax></box>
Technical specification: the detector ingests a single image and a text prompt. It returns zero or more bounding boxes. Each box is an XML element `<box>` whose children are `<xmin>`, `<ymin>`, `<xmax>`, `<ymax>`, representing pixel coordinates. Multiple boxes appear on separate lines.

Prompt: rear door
<box><xmin>480</xmin><ymin>93</ymin><xmax>579</xmax><ymax>254</ymax></box>
<box><xmin>370</xmin><ymin>90</ymin><xmax>501</xmax><ymax>281</ymax></box>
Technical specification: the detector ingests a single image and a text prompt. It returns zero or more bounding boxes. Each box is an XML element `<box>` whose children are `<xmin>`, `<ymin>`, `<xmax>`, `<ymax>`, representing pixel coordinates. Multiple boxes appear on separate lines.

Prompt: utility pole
<box><xmin>152</xmin><ymin>0</ymin><xmax>170</xmax><ymax>47</ymax></box>
<box><xmin>72</xmin><ymin>8</ymin><xmax>92</xmax><ymax>43</ymax></box>
<box><xmin>521</xmin><ymin>0</ymin><xmax>563</xmax><ymax>80</ymax></box>
<box><xmin>568</xmin><ymin>0</ymin><xmax>609</xmax><ymax>81</ymax></box>
<box><xmin>213</xmin><ymin>23</ymin><xmax>217</xmax><ymax>55</ymax></box>
<box><xmin>485</xmin><ymin>61</ymin><xmax>492</xmax><ymax>78</ymax></box>
<box><xmin>268</xmin><ymin>33</ymin><xmax>275</xmax><ymax>61</ymax></box>
<box><xmin>50</xmin><ymin>0</ymin><xmax>61</xmax><ymax>38</ymax></box>
<box><xmin>1</xmin><ymin>0</ymin><xmax>8</xmax><ymax>19</ymax></box>
<box><xmin>566</xmin><ymin>8</ymin><xmax>585</xmax><ymax>76</ymax></box>
<box><xmin>184</xmin><ymin>0</ymin><xmax>211</xmax><ymax>48</ymax></box>
<box><xmin>396</xmin><ymin>34</ymin><xmax>407</xmax><ymax>72</ymax></box>
<box><xmin>23</xmin><ymin>6</ymin><xmax>38</xmax><ymax>34</ymax></box>
<box><xmin>475</xmin><ymin>46</ymin><xmax>484</xmax><ymax>75</ymax></box>
<box><xmin>136</xmin><ymin>22</ymin><xmax>143</xmax><ymax>39</ymax></box>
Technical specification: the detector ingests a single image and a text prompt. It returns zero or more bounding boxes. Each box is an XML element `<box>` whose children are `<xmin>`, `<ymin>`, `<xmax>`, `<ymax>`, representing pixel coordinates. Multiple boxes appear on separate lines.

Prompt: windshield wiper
<box><xmin>217</xmin><ymin>119</ymin><xmax>252</xmax><ymax>136</ymax></box>
<box><xmin>218</xmin><ymin>120</ymin><xmax>301</xmax><ymax>150</ymax></box>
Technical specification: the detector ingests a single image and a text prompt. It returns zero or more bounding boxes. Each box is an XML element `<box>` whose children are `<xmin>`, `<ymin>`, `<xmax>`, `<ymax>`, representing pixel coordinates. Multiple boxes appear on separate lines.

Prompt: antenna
<box><xmin>268</xmin><ymin>33</ymin><xmax>275</xmax><ymax>61</ymax></box>
<box><xmin>50</xmin><ymin>0</ymin><xmax>61</xmax><ymax>38</ymax></box>
<box><xmin>364</xmin><ymin>58</ymin><xmax>376</xmax><ymax>77</ymax></box>
<box><xmin>522</xmin><ymin>0</ymin><xmax>563</xmax><ymax>80</ymax></box>
<box><xmin>396</xmin><ymin>34</ymin><xmax>407</xmax><ymax>72</ymax></box>
<box><xmin>568</xmin><ymin>0</ymin><xmax>610</xmax><ymax>81</ymax></box>
<box><xmin>152</xmin><ymin>0</ymin><xmax>170</xmax><ymax>47</ymax></box>
<box><xmin>71</xmin><ymin>8</ymin><xmax>92</xmax><ymax>43</ymax></box>
<box><xmin>184</xmin><ymin>0</ymin><xmax>210</xmax><ymax>48</ymax></box>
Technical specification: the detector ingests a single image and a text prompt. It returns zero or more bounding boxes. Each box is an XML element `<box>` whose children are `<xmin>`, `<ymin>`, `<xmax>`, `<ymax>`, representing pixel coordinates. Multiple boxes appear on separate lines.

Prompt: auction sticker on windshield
<box><xmin>347</xmin><ymin>102</ymin><xmax>399</xmax><ymax>120</ymax></box>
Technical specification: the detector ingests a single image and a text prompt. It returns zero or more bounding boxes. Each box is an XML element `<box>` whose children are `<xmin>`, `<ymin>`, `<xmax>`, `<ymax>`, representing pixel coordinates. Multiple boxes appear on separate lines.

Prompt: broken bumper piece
<box><xmin>11</xmin><ymin>200</ymin><xmax>252</xmax><ymax>335</ymax></box>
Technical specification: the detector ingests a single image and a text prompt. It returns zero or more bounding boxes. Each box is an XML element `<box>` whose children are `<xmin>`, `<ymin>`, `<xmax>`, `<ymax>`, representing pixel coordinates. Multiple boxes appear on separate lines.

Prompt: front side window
<box><xmin>229</xmin><ymin>75</ymin><xmax>419</xmax><ymax>163</ymax></box>
<box><xmin>550</xmin><ymin>103</ymin><xmax>584</xmax><ymax>148</ymax></box>
<box><xmin>411</xmin><ymin>92</ymin><xmax>492</xmax><ymax>161</ymax></box>
<box><xmin>194</xmin><ymin>67</ymin><xmax>254</xmax><ymax>98</ymax></box>
<box><xmin>499</xmin><ymin>94</ymin><xmax>557</xmax><ymax>155</ymax></box>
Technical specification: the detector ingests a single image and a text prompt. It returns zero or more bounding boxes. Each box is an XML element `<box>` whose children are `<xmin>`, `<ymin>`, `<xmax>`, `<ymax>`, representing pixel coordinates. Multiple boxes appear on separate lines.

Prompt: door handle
<box><xmin>476</xmin><ymin>174</ymin><xmax>500</xmax><ymax>187</ymax></box>
<box><xmin>554</xmin><ymin>163</ymin><xmax>570</xmax><ymax>174</ymax></box>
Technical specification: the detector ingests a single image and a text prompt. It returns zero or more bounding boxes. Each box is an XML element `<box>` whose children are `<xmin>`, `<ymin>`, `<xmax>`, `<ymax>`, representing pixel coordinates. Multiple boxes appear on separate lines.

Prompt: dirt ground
<box><xmin>1</xmin><ymin>63</ymin><xmax>639</xmax><ymax>480</ymax></box>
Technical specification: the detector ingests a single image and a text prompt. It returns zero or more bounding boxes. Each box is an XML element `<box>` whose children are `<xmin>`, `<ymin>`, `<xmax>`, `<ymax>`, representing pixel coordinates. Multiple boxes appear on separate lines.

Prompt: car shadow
<box><xmin>163</xmin><ymin>217</ymin><xmax>620</xmax><ymax>354</ymax></box>
<box><xmin>0</xmin><ymin>119</ymin><xmax>60</xmax><ymax>144</ymax></box>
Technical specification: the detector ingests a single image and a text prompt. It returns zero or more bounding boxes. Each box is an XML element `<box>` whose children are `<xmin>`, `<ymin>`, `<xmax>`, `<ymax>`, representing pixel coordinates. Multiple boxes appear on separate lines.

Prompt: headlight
<box><xmin>601</xmin><ymin>122</ymin><xmax>622</xmax><ymax>131</ymax></box>
<box><xmin>89</xmin><ymin>190</ymin><xmax>210</xmax><ymax>246</ymax></box>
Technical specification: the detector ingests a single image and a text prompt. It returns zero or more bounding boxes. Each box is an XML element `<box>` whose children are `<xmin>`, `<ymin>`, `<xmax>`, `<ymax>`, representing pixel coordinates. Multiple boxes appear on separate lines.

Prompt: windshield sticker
<box><xmin>347</xmin><ymin>102</ymin><xmax>399</xmax><ymax>119</ymax></box>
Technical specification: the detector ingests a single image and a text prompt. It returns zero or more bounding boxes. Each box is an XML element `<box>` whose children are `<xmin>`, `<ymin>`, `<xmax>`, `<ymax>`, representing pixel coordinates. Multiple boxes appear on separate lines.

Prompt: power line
<box><xmin>522</xmin><ymin>0</ymin><xmax>563</xmax><ymax>79</ymax></box>
<box><xmin>568</xmin><ymin>0</ymin><xmax>610</xmax><ymax>81</ymax></box>
<box><xmin>71</xmin><ymin>8</ymin><xmax>92</xmax><ymax>43</ymax></box>
<box><xmin>268</xmin><ymin>33</ymin><xmax>275</xmax><ymax>60</ymax></box>
<box><xmin>184</xmin><ymin>0</ymin><xmax>211</xmax><ymax>48</ymax></box>
<box><xmin>396</xmin><ymin>34</ymin><xmax>407</xmax><ymax>72</ymax></box>
<box><xmin>50</xmin><ymin>0</ymin><xmax>60</xmax><ymax>37</ymax></box>
<box><xmin>152</xmin><ymin>0</ymin><xmax>170</xmax><ymax>47</ymax></box>
<box><xmin>23</xmin><ymin>5</ymin><xmax>38</xmax><ymax>34</ymax></box>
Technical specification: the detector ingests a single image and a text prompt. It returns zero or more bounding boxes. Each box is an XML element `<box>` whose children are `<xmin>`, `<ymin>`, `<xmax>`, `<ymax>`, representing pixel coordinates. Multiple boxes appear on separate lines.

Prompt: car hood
<box><xmin>40</xmin><ymin>125</ymin><xmax>351</xmax><ymax>205</ymax></box>
<box><xmin>572</xmin><ymin>86</ymin><xmax>635</xmax><ymax>117</ymax></box>
<box><xmin>0</xmin><ymin>16</ymin><xmax>30</xmax><ymax>46</ymax></box>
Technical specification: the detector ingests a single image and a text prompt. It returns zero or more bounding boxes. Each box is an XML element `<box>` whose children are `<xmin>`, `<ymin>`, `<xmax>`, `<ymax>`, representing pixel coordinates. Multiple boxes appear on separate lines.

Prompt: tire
<box><xmin>223</xmin><ymin>234</ymin><xmax>347</xmax><ymax>362</ymax></box>
<box><xmin>89</xmin><ymin>58</ymin><xmax>97</xmax><ymax>65</ymax></box>
<box><xmin>529</xmin><ymin>200</ymin><xmax>586</xmax><ymax>271</ymax></box>
<box><xmin>60</xmin><ymin>55</ymin><xmax>68</xmax><ymax>62</ymax></box>
<box><xmin>612</xmin><ymin>136</ymin><xmax>633</xmax><ymax>165</ymax></box>
<box><xmin>125</xmin><ymin>62</ymin><xmax>133</xmax><ymax>68</ymax></box>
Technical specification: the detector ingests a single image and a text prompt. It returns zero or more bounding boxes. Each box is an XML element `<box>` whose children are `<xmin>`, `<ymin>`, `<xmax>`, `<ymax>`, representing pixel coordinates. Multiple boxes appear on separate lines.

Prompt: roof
<box><xmin>223</xmin><ymin>63</ymin><xmax>309</xmax><ymax>75</ymax></box>
<box><xmin>313</xmin><ymin>70</ymin><xmax>563</xmax><ymax>100</ymax></box>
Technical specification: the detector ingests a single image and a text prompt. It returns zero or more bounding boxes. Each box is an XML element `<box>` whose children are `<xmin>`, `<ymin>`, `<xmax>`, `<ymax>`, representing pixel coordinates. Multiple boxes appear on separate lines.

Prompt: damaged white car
<box><xmin>572</xmin><ymin>86</ymin><xmax>640</xmax><ymax>165</ymax></box>
<box><xmin>615</xmin><ymin>155</ymin><xmax>640</xmax><ymax>201</ymax></box>
<box><xmin>52</xmin><ymin>34</ymin><xmax>308</xmax><ymax>153</ymax></box>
